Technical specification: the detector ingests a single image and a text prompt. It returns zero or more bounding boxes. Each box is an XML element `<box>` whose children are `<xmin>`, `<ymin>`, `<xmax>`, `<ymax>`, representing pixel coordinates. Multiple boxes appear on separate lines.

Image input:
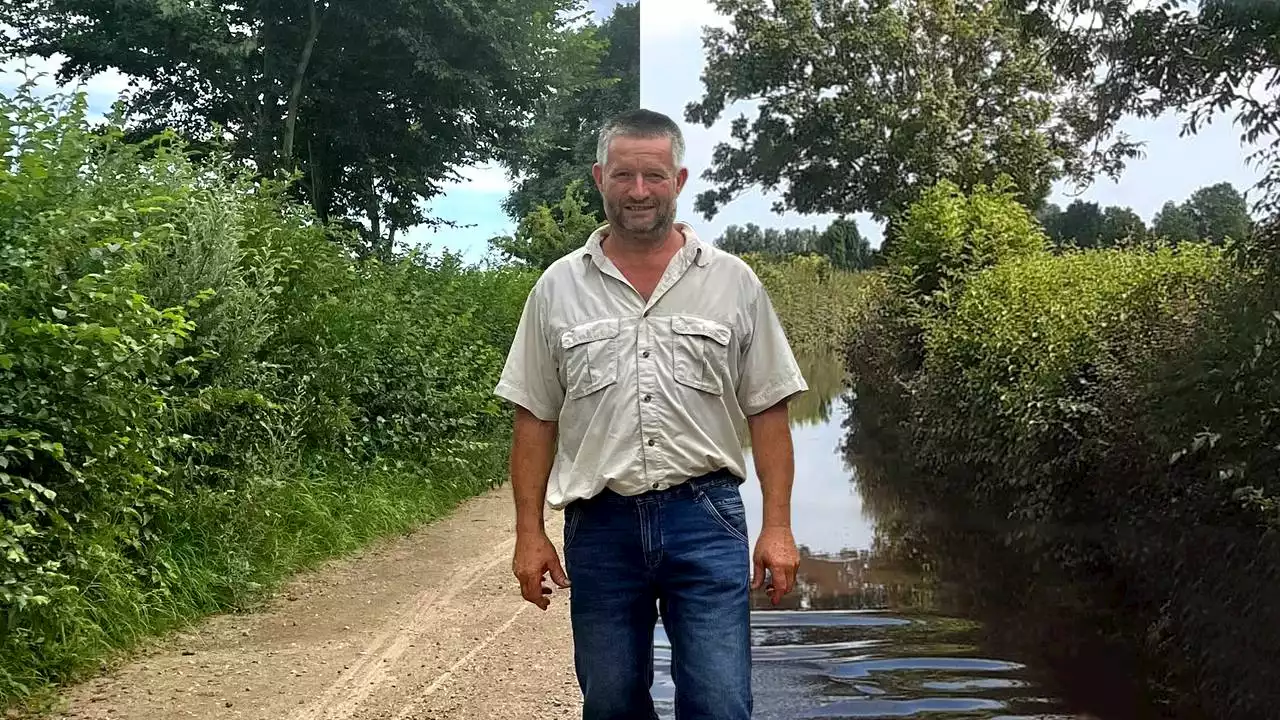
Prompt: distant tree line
<box><xmin>714</xmin><ymin>218</ymin><xmax>876</xmax><ymax>270</ymax></box>
<box><xmin>1037</xmin><ymin>182</ymin><xmax>1253</xmax><ymax>250</ymax></box>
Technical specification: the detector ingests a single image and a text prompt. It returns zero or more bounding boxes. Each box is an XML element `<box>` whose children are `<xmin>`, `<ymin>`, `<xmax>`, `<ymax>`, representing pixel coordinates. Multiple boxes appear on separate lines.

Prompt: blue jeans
<box><xmin>562</xmin><ymin>470</ymin><xmax>753</xmax><ymax>720</ymax></box>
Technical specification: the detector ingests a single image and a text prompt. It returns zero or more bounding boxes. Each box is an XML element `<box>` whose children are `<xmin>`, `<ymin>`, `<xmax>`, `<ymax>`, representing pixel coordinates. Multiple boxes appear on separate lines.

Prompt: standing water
<box><xmin>647</xmin><ymin>353</ymin><xmax>1093</xmax><ymax>719</ymax></box>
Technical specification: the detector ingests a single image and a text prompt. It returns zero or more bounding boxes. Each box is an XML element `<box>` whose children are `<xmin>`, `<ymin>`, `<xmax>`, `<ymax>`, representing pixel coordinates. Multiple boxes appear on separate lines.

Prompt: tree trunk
<box><xmin>282</xmin><ymin>0</ymin><xmax>324</xmax><ymax>165</ymax></box>
<box><xmin>367</xmin><ymin>171</ymin><xmax>386</xmax><ymax>260</ymax></box>
<box><xmin>255</xmin><ymin>22</ymin><xmax>277</xmax><ymax>174</ymax></box>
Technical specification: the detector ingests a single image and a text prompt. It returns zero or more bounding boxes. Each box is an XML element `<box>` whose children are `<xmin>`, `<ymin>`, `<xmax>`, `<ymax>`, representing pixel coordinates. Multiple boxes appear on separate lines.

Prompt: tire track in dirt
<box><xmin>289</xmin><ymin>538</ymin><xmax>516</xmax><ymax>720</ymax></box>
<box><xmin>52</xmin><ymin>485</ymin><xmax>580</xmax><ymax>720</ymax></box>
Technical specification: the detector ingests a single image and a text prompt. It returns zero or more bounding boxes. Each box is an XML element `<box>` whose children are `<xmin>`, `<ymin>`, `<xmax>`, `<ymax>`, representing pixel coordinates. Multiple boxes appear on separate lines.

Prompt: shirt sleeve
<box><xmin>736</xmin><ymin>280</ymin><xmax>809</xmax><ymax>416</ymax></box>
<box><xmin>494</xmin><ymin>282</ymin><xmax>564</xmax><ymax>422</ymax></box>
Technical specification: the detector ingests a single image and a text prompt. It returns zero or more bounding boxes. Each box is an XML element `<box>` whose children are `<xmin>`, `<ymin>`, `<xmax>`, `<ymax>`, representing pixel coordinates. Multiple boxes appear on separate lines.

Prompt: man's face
<box><xmin>592</xmin><ymin>135</ymin><xmax>688</xmax><ymax>240</ymax></box>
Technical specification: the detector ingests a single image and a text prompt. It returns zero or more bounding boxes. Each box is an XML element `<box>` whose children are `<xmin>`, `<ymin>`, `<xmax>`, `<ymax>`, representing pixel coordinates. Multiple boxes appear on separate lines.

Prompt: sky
<box><xmin>424</xmin><ymin>0</ymin><xmax>1268</xmax><ymax>261</ymax></box>
<box><xmin>4</xmin><ymin>0</ymin><xmax>1268</xmax><ymax>263</ymax></box>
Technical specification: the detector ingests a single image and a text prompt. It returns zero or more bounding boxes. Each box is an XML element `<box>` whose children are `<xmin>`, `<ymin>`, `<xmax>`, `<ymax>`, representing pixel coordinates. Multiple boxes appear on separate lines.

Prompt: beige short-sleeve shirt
<box><xmin>494</xmin><ymin>221</ymin><xmax>808</xmax><ymax>509</ymax></box>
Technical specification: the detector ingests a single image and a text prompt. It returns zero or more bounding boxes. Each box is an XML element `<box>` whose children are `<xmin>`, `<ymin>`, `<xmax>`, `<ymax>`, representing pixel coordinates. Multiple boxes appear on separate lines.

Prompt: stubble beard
<box><xmin>606</xmin><ymin>195</ymin><xmax>676</xmax><ymax>247</ymax></box>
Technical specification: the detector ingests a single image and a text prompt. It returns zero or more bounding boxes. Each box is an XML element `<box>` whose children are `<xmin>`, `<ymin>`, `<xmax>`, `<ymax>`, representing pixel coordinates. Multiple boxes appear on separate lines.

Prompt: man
<box><xmin>493</xmin><ymin>108</ymin><xmax>807</xmax><ymax>719</ymax></box>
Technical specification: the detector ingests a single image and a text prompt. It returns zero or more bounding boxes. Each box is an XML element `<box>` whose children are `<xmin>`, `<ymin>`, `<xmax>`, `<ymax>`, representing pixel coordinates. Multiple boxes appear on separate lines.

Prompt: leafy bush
<box><xmin>913</xmin><ymin>245</ymin><xmax>1222</xmax><ymax>520</ymax></box>
<box><xmin>846</xmin><ymin>178</ymin><xmax>1280</xmax><ymax>716</ymax></box>
<box><xmin>743</xmin><ymin>253</ymin><xmax>865</xmax><ymax>357</ymax></box>
<box><xmin>886</xmin><ymin>177</ymin><xmax>1050</xmax><ymax>301</ymax></box>
<box><xmin>489</xmin><ymin>179</ymin><xmax>602</xmax><ymax>269</ymax></box>
<box><xmin>0</xmin><ymin>85</ymin><xmax>535</xmax><ymax>708</ymax></box>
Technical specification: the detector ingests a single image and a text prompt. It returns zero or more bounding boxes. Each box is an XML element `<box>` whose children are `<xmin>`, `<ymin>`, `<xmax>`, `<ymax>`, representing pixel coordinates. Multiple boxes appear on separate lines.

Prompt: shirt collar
<box><xmin>583</xmin><ymin>220</ymin><xmax>711</xmax><ymax>269</ymax></box>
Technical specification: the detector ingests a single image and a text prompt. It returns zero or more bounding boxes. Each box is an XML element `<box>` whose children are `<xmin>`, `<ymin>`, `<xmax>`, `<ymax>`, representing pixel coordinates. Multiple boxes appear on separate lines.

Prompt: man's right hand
<box><xmin>513</xmin><ymin>531</ymin><xmax>570</xmax><ymax>610</ymax></box>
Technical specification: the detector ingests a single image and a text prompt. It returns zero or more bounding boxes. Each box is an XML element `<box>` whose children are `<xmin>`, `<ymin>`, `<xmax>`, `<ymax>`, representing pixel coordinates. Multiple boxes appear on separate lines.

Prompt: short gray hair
<box><xmin>596</xmin><ymin>108</ymin><xmax>685</xmax><ymax>168</ymax></box>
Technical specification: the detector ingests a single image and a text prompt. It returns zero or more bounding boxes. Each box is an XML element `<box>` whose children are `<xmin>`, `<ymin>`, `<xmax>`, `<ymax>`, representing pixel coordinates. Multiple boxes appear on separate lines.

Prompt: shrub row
<box><xmin>743</xmin><ymin>252</ymin><xmax>865</xmax><ymax>358</ymax></box>
<box><xmin>846</xmin><ymin>177</ymin><xmax>1279</xmax><ymax>717</ymax></box>
<box><xmin>0</xmin><ymin>87</ymin><xmax>537</xmax><ymax>709</ymax></box>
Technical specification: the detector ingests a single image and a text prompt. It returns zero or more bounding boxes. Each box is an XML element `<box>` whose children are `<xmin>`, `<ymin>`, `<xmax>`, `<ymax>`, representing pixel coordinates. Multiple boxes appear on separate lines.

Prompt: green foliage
<box><xmin>1040</xmin><ymin>200</ymin><xmax>1147</xmax><ymax>250</ymax></box>
<box><xmin>816</xmin><ymin>218</ymin><xmax>873</xmax><ymax>270</ymax></box>
<box><xmin>885</xmin><ymin>178</ymin><xmax>1049</xmax><ymax>299</ymax></box>
<box><xmin>915</xmin><ymin>246</ymin><xmax>1223</xmax><ymax>512</ymax></box>
<box><xmin>847</xmin><ymin>179</ymin><xmax>1280</xmax><ymax>716</ymax></box>
<box><xmin>1153</xmin><ymin>201</ymin><xmax>1200</xmax><ymax>243</ymax></box>
<box><xmin>489</xmin><ymin>180</ymin><xmax>603</xmax><ymax>269</ymax></box>
<box><xmin>0</xmin><ymin>87</ymin><xmax>535</xmax><ymax>709</ymax></box>
<box><xmin>1009</xmin><ymin>0</ymin><xmax>1280</xmax><ymax>213</ymax></box>
<box><xmin>502</xmin><ymin>2</ymin><xmax>639</xmax><ymax>222</ymax></box>
<box><xmin>0</xmin><ymin>0</ymin><xmax>601</xmax><ymax>257</ymax></box>
<box><xmin>685</xmin><ymin>0</ymin><xmax>1108</xmax><ymax>224</ymax></box>
<box><xmin>742</xmin><ymin>254</ymin><xmax>865</xmax><ymax>358</ymax></box>
<box><xmin>716</xmin><ymin>218</ymin><xmax>875</xmax><ymax>270</ymax></box>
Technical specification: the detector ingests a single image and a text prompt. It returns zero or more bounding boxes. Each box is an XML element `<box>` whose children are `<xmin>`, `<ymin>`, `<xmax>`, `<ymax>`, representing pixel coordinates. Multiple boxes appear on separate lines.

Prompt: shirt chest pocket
<box><xmin>560</xmin><ymin>318</ymin><xmax>620</xmax><ymax>400</ymax></box>
<box><xmin>671</xmin><ymin>315</ymin><xmax>732</xmax><ymax>395</ymax></box>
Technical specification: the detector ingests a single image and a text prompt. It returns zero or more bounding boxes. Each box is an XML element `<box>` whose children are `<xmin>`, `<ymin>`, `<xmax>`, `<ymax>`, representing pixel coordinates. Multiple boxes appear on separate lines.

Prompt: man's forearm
<box><xmin>747</xmin><ymin>401</ymin><xmax>795</xmax><ymax>529</ymax></box>
<box><xmin>511</xmin><ymin>406</ymin><xmax>558</xmax><ymax>537</ymax></box>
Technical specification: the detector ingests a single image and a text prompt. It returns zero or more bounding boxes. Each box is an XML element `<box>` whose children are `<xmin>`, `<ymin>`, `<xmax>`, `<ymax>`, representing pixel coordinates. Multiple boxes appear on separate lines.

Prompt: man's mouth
<box><xmin>625</xmin><ymin>204</ymin><xmax>655</xmax><ymax>212</ymax></box>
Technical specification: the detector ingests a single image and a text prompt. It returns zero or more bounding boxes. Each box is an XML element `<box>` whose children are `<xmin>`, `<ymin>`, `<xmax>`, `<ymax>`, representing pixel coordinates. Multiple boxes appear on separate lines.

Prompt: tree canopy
<box><xmin>0</xmin><ymin>0</ymin><xmax>602</xmax><ymax>259</ymax></box>
<box><xmin>683</xmin><ymin>0</ymin><xmax>1115</xmax><ymax>230</ymax></box>
<box><xmin>1008</xmin><ymin>0</ymin><xmax>1280</xmax><ymax>212</ymax></box>
<box><xmin>1038</xmin><ymin>182</ymin><xmax>1252</xmax><ymax>249</ymax></box>
<box><xmin>501</xmin><ymin>2</ymin><xmax>639</xmax><ymax>223</ymax></box>
<box><xmin>714</xmin><ymin>218</ymin><xmax>874</xmax><ymax>270</ymax></box>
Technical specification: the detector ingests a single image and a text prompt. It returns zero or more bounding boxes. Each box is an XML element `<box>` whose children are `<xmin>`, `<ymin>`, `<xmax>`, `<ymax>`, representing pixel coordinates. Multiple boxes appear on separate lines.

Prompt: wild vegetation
<box><xmin>0</xmin><ymin>0</ymin><xmax>643</xmax><ymax>709</ymax></box>
<box><xmin>0</xmin><ymin>84</ymin><xmax>540</xmax><ymax>710</ymax></box>
<box><xmin>844</xmin><ymin>176</ymin><xmax>1278</xmax><ymax>716</ymax></box>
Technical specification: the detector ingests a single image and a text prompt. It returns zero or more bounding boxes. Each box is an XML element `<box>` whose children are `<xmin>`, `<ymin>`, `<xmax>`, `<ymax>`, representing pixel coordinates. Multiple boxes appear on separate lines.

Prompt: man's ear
<box><xmin>676</xmin><ymin>166</ymin><xmax>688</xmax><ymax>194</ymax></box>
<box><xmin>592</xmin><ymin>163</ymin><xmax>604</xmax><ymax>192</ymax></box>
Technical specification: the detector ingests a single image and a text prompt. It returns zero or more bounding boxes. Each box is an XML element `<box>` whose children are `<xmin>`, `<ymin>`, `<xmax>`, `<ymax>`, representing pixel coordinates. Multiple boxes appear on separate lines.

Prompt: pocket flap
<box><xmin>671</xmin><ymin>315</ymin><xmax>731</xmax><ymax>345</ymax></box>
<box><xmin>560</xmin><ymin>318</ymin><xmax>620</xmax><ymax>349</ymax></box>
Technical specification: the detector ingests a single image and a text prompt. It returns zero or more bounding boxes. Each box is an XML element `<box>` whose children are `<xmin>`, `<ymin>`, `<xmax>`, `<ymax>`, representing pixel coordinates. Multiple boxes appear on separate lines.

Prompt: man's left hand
<box><xmin>752</xmin><ymin>526</ymin><xmax>800</xmax><ymax>605</ymax></box>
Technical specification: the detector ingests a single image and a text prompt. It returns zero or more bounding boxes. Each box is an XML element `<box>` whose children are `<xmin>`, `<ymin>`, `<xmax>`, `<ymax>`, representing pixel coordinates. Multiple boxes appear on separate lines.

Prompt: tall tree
<box><xmin>1098</xmin><ymin>206</ymin><xmax>1148</xmax><ymax>247</ymax></box>
<box><xmin>1008</xmin><ymin>0</ymin><xmax>1280</xmax><ymax>213</ymax></box>
<box><xmin>817</xmin><ymin>217</ymin><xmax>872</xmax><ymax>269</ymax></box>
<box><xmin>489</xmin><ymin>180</ymin><xmax>602</xmax><ymax>269</ymax></box>
<box><xmin>0</xmin><ymin>0</ymin><xmax>599</xmax><ymax>259</ymax></box>
<box><xmin>683</xmin><ymin>0</ymin><xmax>1112</xmax><ymax>233</ymax></box>
<box><xmin>1153</xmin><ymin>201</ymin><xmax>1200</xmax><ymax>243</ymax></box>
<box><xmin>1187</xmin><ymin>182</ymin><xmax>1253</xmax><ymax>244</ymax></box>
<box><xmin>1046</xmin><ymin>200</ymin><xmax>1105</xmax><ymax>248</ymax></box>
<box><xmin>501</xmin><ymin>2</ymin><xmax>640</xmax><ymax>222</ymax></box>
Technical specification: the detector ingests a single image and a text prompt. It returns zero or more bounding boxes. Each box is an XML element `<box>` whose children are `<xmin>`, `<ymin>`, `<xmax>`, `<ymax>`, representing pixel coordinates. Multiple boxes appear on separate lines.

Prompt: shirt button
<box><xmin>642</xmin><ymin>350</ymin><xmax>650</xmax><ymax>358</ymax></box>
<box><xmin>652</xmin><ymin>482</ymin><xmax>660</xmax><ymax>490</ymax></box>
<box><xmin>643</xmin><ymin>394</ymin><xmax>651</xmax><ymax>403</ymax></box>
<box><xmin>647</xmin><ymin>438</ymin><xmax>656</xmax><ymax>447</ymax></box>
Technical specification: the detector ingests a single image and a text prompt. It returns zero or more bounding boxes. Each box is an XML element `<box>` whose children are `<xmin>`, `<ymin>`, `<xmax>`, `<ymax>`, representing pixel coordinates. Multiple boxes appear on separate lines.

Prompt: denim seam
<box><xmin>696</xmin><ymin>493</ymin><xmax>749</xmax><ymax>545</ymax></box>
<box><xmin>562</xmin><ymin>505</ymin><xmax>582</xmax><ymax>550</ymax></box>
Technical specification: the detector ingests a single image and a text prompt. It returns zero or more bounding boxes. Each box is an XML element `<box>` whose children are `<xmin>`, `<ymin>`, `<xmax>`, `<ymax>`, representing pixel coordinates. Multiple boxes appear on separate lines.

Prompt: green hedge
<box><xmin>847</xmin><ymin>177</ymin><xmax>1279</xmax><ymax>716</ymax></box>
<box><xmin>743</xmin><ymin>253</ymin><xmax>865</xmax><ymax>357</ymax></box>
<box><xmin>0</xmin><ymin>86</ymin><xmax>536</xmax><ymax>709</ymax></box>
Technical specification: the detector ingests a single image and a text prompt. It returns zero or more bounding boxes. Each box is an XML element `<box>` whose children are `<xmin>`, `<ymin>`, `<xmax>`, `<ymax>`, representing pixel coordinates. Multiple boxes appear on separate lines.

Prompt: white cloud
<box><xmin>641</xmin><ymin>0</ymin><xmax>732</xmax><ymax>42</ymax></box>
<box><xmin>440</xmin><ymin>162</ymin><xmax>513</xmax><ymax>195</ymax></box>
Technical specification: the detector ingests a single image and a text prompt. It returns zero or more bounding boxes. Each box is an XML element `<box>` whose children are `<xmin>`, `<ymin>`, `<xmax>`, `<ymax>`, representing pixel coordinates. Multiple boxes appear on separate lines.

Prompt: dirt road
<box><xmin>54</xmin><ymin>485</ymin><xmax>581</xmax><ymax>720</ymax></box>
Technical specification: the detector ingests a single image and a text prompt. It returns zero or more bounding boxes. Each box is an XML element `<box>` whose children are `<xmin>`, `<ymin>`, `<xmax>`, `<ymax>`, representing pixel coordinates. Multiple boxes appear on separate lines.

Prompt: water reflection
<box><xmin>647</xmin><ymin>352</ymin><xmax>1104</xmax><ymax>719</ymax></box>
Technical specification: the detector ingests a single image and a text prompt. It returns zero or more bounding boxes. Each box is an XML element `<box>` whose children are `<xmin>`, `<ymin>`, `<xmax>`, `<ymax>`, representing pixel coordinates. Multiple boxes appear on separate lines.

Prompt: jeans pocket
<box><xmin>696</xmin><ymin>486</ymin><xmax>749</xmax><ymax>545</ymax></box>
<box><xmin>563</xmin><ymin>503</ymin><xmax>583</xmax><ymax>551</ymax></box>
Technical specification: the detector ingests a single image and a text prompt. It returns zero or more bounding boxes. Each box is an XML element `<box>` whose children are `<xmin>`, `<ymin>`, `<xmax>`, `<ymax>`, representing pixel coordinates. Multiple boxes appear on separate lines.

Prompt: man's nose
<box><xmin>625</xmin><ymin>174</ymin><xmax>649</xmax><ymax>197</ymax></box>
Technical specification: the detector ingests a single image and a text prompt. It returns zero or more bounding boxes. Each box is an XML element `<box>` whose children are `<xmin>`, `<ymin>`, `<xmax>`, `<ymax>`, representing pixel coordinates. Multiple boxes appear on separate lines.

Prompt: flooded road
<box><xmin>649</xmin><ymin>353</ymin><xmax>1093</xmax><ymax>719</ymax></box>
